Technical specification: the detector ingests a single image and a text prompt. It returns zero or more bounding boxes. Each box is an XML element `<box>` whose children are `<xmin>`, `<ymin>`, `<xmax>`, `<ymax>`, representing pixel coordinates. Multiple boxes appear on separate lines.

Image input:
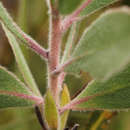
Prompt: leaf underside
<box><xmin>0</xmin><ymin>66</ymin><xmax>37</xmax><ymax>108</ymax></box>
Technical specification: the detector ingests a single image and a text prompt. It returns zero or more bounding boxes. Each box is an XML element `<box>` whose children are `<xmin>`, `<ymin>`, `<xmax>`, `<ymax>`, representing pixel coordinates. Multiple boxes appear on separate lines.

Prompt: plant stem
<box><xmin>48</xmin><ymin>7</ymin><xmax>62</xmax><ymax>103</ymax></box>
<box><xmin>61</xmin><ymin>0</ymin><xmax>93</xmax><ymax>32</ymax></box>
<box><xmin>60</xmin><ymin>94</ymin><xmax>99</xmax><ymax>114</ymax></box>
<box><xmin>20</xmin><ymin>31</ymin><xmax>49</xmax><ymax>60</ymax></box>
<box><xmin>51</xmin><ymin>58</ymin><xmax>74</xmax><ymax>75</ymax></box>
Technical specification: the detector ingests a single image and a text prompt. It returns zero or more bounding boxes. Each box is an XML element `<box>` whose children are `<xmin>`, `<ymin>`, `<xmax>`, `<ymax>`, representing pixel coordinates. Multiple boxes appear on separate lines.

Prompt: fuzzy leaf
<box><xmin>60</xmin><ymin>84</ymin><xmax>70</xmax><ymax>130</ymax></box>
<box><xmin>44</xmin><ymin>90</ymin><xmax>60</xmax><ymax>130</ymax></box>
<box><xmin>72</xmin><ymin>63</ymin><xmax>130</xmax><ymax>110</ymax></box>
<box><xmin>0</xmin><ymin>66</ymin><xmax>41</xmax><ymax>108</ymax></box>
<box><xmin>58</xmin><ymin>0</ymin><xmax>118</xmax><ymax>15</ymax></box>
<box><xmin>65</xmin><ymin>8</ymin><xmax>130</xmax><ymax>80</ymax></box>
<box><xmin>2</xmin><ymin>24</ymin><xmax>41</xmax><ymax>96</ymax></box>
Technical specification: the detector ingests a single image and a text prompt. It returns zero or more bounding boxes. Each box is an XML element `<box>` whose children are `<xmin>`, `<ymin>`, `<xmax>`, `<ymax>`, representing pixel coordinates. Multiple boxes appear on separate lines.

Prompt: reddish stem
<box><xmin>51</xmin><ymin>58</ymin><xmax>74</xmax><ymax>75</ymax></box>
<box><xmin>13</xmin><ymin>23</ymin><xmax>48</xmax><ymax>60</ymax></box>
<box><xmin>48</xmin><ymin>8</ymin><xmax>62</xmax><ymax>103</ymax></box>
<box><xmin>60</xmin><ymin>94</ymin><xmax>99</xmax><ymax>114</ymax></box>
<box><xmin>22</xmin><ymin>32</ymin><xmax>48</xmax><ymax>59</ymax></box>
<box><xmin>0</xmin><ymin>90</ymin><xmax>43</xmax><ymax>105</ymax></box>
<box><xmin>61</xmin><ymin>0</ymin><xmax>93</xmax><ymax>32</ymax></box>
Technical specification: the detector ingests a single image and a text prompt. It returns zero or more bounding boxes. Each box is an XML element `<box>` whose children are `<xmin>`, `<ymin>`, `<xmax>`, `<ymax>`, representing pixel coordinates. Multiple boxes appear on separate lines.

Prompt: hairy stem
<box><xmin>48</xmin><ymin>7</ymin><xmax>62</xmax><ymax>103</ymax></box>
<box><xmin>61</xmin><ymin>0</ymin><xmax>93</xmax><ymax>32</ymax></box>
<box><xmin>60</xmin><ymin>94</ymin><xmax>98</xmax><ymax>114</ymax></box>
<box><xmin>18</xmin><ymin>30</ymin><xmax>48</xmax><ymax>60</ymax></box>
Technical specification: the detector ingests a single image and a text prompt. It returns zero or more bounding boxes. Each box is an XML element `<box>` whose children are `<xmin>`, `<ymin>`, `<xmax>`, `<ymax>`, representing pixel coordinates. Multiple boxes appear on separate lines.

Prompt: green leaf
<box><xmin>58</xmin><ymin>0</ymin><xmax>118</xmax><ymax>15</ymax></box>
<box><xmin>65</xmin><ymin>8</ymin><xmax>130</xmax><ymax>80</ymax></box>
<box><xmin>0</xmin><ymin>66</ymin><xmax>41</xmax><ymax>108</ymax></box>
<box><xmin>58</xmin><ymin>0</ymin><xmax>84</xmax><ymax>14</ymax></box>
<box><xmin>80</xmin><ymin>0</ymin><xmax>118</xmax><ymax>16</ymax></box>
<box><xmin>2</xmin><ymin>24</ymin><xmax>41</xmax><ymax>96</ymax></box>
<box><xmin>72</xmin><ymin>63</ymin><xmax>130</xmax><ymax>110</ymax></box>
<box><xmin>44</xmin><ymin>90</ymin><xmax>60</xmax><ymax>130</ymax></box>
<box><xmin>60</xmin><ymin>84</ymin><xmax>70</xmax><ymax>130</ymax></box>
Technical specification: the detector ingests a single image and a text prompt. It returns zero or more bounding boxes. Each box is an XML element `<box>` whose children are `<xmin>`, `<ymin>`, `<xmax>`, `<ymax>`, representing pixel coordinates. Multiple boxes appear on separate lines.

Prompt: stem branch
<box><xmin>61</xmin><ymin>0</ymin><xmax>93</xmax><ymax>32</ymax></box>
<box><xmin>60</xmin><ymin>94</ymin><xmax>98</xmax><ymax>114</ymax></box>
<box><xmin>19</xmin><ymin>30</ymin><xmax>48</xmax><ymax>60</ymax></box>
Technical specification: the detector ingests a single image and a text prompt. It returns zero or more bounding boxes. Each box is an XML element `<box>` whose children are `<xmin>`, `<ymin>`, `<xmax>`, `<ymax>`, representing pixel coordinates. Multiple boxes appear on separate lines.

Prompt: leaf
<box><xmin>44</xmin><ymin>90</ymin><xmax>60</xmax><ymax>130</ymax></box>
<box><xmin>58</xmin><ymin>0</ymin><xmax>118</xmax><ymax>15</ymax></box>
<box><xmin>60</xmin><ymin>84</ymin><xmax>70</xmax><ymax>130</ymax></box>
<box><xmin>58</xmin><ymin>0</ymin><xmax>84</xmax><ymax>14</ymax></box>
<box><xmin>80</xmin><ymin>0</ymin><xmax>119</xmax><ymax>16</ymax></box>
<box><xmin>0</xmin><ymin>66</ymin><xmax>42</xmax><ymax>108</ymax></box>
<box><xmin>2</xmin><ymin>24</ymin><xmax>41</xmax><ymax>96</ymax></box>
<box><xmin>65</xmin><ymin>8</ymin><xmax>130</xmax><ymax>81</ymax></box>
<box><xmin>72</xmin><ymin>63</ymin><xmax>130</xmax><ymax>110</ymax></box>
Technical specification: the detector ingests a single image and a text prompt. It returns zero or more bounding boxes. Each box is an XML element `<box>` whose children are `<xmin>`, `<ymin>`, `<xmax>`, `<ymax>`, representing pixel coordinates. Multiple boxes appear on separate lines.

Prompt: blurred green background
<box><xmin>0</xmin><ymin>0</ymin><xmax>130</xmax><ymax>130</ymax></box>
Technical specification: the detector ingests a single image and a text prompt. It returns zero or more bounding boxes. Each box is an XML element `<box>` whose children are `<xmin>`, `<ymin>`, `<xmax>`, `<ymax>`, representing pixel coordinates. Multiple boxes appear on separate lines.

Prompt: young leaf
<box><xmin>2</xmin><ymin>24</ymin><xmax>41</xmax><ymax>96</ymax></box>
<box><xmin>44</xmin><ymin>90</ymin><xmax>60</xmax><ymax>130</ymax></box>
<box><xmin>0</xmin><ymin>66</ymin><xmax>42</xmax><ymax>108</ymax></box>
<box><xmin>64</xmin><ymin>8</ymin><xmax>130</xmax><ymax>80</ymax></box>
<box><xmin>58</xmin><ymin>0</ymin><xmax>118</xmax><ymax>15</ymax></box>
<box><xmin>70</xmin><ymin>64</ymin><xmax>130</xmax><ymax>111</ymax></box>
<box><xmin>60</xmin><ymin>84</ymin><xmax>70</xmax><ymax>130</ymax></box>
